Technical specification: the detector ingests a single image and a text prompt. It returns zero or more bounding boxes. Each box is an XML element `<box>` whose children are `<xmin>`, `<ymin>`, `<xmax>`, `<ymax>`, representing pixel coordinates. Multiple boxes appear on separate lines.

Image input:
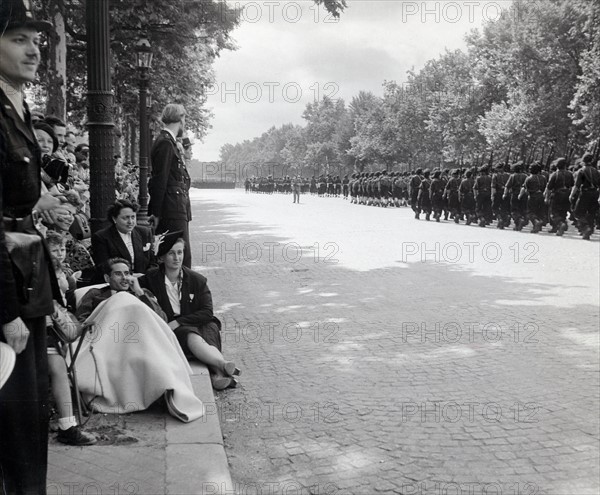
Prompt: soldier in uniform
<box><xmin>149</xmin><ymin>104</ymin><xmax>193</xmax><ymax>267</ymax></box>
<box><xmin>522</xmin><ymin>162</ymin><xmax>547</xmax><ymax>233</ymax></box>
<box><xmin>443</xmin><ymin>169</ymin><xmax>461</xmax><ymax>223</ymax></box>
<box><xmin>503</xmin><ymin>161</ymin><xmax>528</xmax><ymax>231</ymax></box>
<box><xmin>459</xmin><ymin>169</ymin><xmax>476</xmax><ymax>225</ymax></box>
<box><xmin>492</xmin><ymin>163</ymin><xmax>511</xmax><ymax>229</ymax></box>
<box><xmin>440</xmin><ymin>168</ymin><xmax>450</xmax><ymax>220</ymax></box>
<box><xmin>379</xmin><ymin>170</ymin><xmax>391</xmax><ymax>207</ymax></box>
<box><xmin>418</xmin><ymin>169</ymin><xmax>432</xmax><ymax>221</ymax></box>
<box><xmin>474</xmin><ymin>165</ymin><xmax>493</xmax><ymax>227</ymax></box>
<box><xmin>400</xmin><ymin>172</ymin><xmax>409</xmax><ymax>206</ymax></box>
<box><xmin>317</xmin><ymin>175</ymin><xmax>326</xmax><ymax>197</ymax></box>
<box><xmin>0</xmin><ymin>3</ymin><xmax>64</xmax><ymax>492</ymax></box>
<box><xmin>409</xmin><ymin>168</ymin><xmax>422</xmax><ymax>219</ymax></box>
<box><xmin>545</xmin><ymin>157</ymin><xmax>574</xmax><ymax>236</ymax></box>
<box><xmin>430</xmin><ymin>169</ymin><xmax>445</xmax><ymax>221</ymax></box>
<box><xmin>571</xmin><ymin>153</ymin><xmax>600</xmax><ymax>240</ymax></box>
<box><xmin>342</xmin><ymin>174</ymin><xmax>349</xmax><ymax>200</ymax></box>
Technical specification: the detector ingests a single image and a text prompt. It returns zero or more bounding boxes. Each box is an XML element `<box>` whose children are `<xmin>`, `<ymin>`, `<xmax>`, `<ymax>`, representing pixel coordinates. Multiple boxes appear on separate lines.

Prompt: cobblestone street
<box><xmin>190</xmin><ymin>189</ymin><xmax>599</xmax><ymax>495</ymax></box>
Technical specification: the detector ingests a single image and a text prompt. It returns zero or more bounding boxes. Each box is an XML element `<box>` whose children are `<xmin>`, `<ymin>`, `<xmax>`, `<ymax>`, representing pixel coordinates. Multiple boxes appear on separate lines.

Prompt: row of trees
<box><xmin>220</xmin><ymin>0</ymin><xmax>600</xmax><ymax>177</ymax></box>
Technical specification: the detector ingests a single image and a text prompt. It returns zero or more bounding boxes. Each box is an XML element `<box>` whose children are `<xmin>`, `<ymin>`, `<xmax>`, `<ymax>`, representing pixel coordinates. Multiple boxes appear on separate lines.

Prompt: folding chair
<box><xmin>60</xmin><ymin>283</ymin><xmax>108</xmax><ymax>423</ymax></box>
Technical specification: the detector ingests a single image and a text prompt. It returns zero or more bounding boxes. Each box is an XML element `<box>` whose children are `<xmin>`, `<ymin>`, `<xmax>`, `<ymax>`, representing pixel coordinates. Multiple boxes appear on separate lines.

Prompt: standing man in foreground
<box><xmin>148</xmin><ymin>104</ymin><xmax>192</xmax><ymax>267</ymax></box>
<box><xmin>0</xmin><ymin>2</ymin><xmax>61</xmax><ymax>492</ymax></box>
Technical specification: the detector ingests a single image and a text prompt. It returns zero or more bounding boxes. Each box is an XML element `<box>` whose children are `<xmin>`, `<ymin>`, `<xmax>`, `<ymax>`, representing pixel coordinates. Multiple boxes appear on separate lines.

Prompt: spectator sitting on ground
<box><xmin>140</xmin><ymin>232</ymin><xmax>241</xmax><ymax>391</ymax></box>
<box><xmin>73</xmin><ymin>258</ymin><xmax>205</xmax><ymax>422</ymax></box>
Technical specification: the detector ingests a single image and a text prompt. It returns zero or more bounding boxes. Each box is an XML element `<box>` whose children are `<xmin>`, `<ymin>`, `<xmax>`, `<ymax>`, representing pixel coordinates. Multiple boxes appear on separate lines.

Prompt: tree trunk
<box><xmin>45</xmin><ymin>0</ymin><xmax>67</xmax><ymax>121</ymax></box>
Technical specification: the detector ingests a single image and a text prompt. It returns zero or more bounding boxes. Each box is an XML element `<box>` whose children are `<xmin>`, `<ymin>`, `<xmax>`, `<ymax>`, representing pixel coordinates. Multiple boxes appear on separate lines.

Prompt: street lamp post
<box><xmin>135</xmin><ymin>37</ymin><xmax>153</xmax><ymax>225</ymax></box>
<box><xmin>86</xmin><ymin>0</ymin><xmax>115</xmax><ymax>233</ymax></box>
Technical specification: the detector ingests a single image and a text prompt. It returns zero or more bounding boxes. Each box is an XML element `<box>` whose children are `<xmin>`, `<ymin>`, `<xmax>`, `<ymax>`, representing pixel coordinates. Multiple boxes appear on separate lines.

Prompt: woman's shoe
<box><xmin>223</xmin><ymin>361</ymin><xmax>241</xmax><ymax>377</ymax></box>
<box><xmin>211</xmin><ymin>375</ymin><xmax>233</xmax><ymax>391</ymax></box>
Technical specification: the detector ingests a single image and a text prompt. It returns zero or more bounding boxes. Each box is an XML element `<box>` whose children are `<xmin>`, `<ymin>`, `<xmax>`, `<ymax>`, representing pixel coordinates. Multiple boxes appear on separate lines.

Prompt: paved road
<box><xmin>189</xmin><ymin>189</ymin><xmax>599</xmax><ymax>495</ymax></box>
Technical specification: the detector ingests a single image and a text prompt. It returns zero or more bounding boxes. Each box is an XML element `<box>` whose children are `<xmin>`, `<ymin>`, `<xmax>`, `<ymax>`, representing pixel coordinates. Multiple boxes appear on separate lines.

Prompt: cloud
<box><xmin>195</xmin><ymin>0</ymin><xmax>499</xmax><ymax>160</ymax></box>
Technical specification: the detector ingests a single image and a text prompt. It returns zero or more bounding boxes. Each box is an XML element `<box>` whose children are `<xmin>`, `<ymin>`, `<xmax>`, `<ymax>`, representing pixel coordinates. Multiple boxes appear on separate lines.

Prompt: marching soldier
<box><xmin>522</xmin><ymin>162</ymin><xmax>547</xmax><ymax>233</ymax></box>
<box><xmin>379</xmin><ymin>170</ymin><xmax>391</xmax><ymax>207</ymax></box>
<box><xmin>430</xmin><ymin>169</ymin><xmax>445</xmax><ymax>222</ymax></box>
<box><xmin>545</xmin><ymin>157</ymin><xmax>574</xmax><ymax>236</ymax></box>
<box><xmin>571</xmin><ymin>153</ymin><xmax>600</xmax><ymax>240</ymax></box>
<box><xmin>418</xmin><ymin>169</ymin><xmax>432</xmax><ymax>221</ymax></box>
<box><xmin>459</xmin><ymin>169</ymin><xmax>477</xmax><ymax>225</ymax></box>
<box><xmin>443</xmin><ymin>169</ymin><xmax>461</xmax><ymax>223</ymax></box>
<box><xmin>504</xmin><ymin>162</ymin><xmax>528</xmax><ymax>231</ymax></box>
<box><xmin>342</xmin><ymin>174</ymin><xmax>349</xmax><ymax>199</ymax></box>
<box><xmin>409</xmin><ymin>168</ymin><xmax>422</xmax><ymax>219</ymax></box>
<box><xmin>492</xmin><ymin>163</ymin><xmax>511</xmax><ymax>229</ymax></box>
<box><xmin>441</xmin><ymin>168</ymin><xmax>450</xmax><ymax>220</ymax></box>
<box><xmin>474</xmin><ymin>165</ymin><xmax>493</xmax><ymax>227</ymax></box>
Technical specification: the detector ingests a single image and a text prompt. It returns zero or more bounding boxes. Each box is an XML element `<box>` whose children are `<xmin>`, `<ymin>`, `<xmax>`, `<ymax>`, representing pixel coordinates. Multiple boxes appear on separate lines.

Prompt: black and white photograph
<box><xmin>0</xmin><ymin>0</ymin><xmax>598</xmax><ymax>494</ymax></box>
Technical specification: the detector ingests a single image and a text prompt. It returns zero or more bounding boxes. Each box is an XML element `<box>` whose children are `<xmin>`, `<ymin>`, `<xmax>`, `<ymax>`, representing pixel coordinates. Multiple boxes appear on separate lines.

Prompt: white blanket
<box><xmin>73</xmin><ymin>292</ymin><xmax>204</xmax><ymax>422</ymax></box>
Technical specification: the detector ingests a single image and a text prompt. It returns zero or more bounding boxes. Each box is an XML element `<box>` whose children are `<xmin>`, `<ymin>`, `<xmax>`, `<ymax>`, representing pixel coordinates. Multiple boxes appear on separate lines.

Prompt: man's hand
<box><xmin>35</xmin><ymin>191</ymin><xmax>65</xmax><ymax>224</ymax></box>
<box><xmin>2</xmin><ymin>317</ymin><xmax>30</xmax><ymax>354</ymax></box>
<box><xmin>168</xmin><ymin>320</ymin><xmax>180</xmax><ymax>330</ymax></box>
<box><xmin>127</xmin><ymin>275</ymin><xmax>144</xmax><ymax>297</ymax></box>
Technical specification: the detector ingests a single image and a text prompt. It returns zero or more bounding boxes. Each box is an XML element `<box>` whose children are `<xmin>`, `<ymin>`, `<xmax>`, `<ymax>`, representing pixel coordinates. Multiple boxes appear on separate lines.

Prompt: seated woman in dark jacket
<box><xmin>140</xmin><ymin>232</ymin><xmax>240</xmax><ymax>390</ymax></box>
<box><xmin>92</xmin><ymin>199</ymin><xmax>155</xmax><ymax>280</ymax></box>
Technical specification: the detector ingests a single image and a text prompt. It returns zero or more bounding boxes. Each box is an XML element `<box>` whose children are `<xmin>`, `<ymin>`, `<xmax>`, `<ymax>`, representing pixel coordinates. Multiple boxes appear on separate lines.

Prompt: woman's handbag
<box><xmin>50</xmin><ymin>300</ymin><xmax>84</xmax><ymax>343</ymax></box>
<box><xmin>69</xmin><ymin>212</ymin><xmax>91</xmax><ymax>240</ymax></box>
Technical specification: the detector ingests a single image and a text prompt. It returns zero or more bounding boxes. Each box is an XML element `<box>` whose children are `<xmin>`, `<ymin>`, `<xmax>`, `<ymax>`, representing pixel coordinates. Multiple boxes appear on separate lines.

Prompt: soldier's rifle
<box><xmin>591</xmin><ymin>138</ymin><xmax>600</xmax><ymax>164</ymax></box>
<box><xmin>527</xmin><ymin>142</ymin><xmax>538</xmax><ymax>166</ymax></box>
<box><xmin>519</xmin><ymin>141</ymin><xmax>526</xmax><ymax>161</ymax></box>
<box><xmin>504</xmin><ymin>146</ymin><xmax>512</xmax><ymax>168</ymax></box>
<box><xmin>545</xmin><ymin>142</ymin><xmax>556</xmax><ymax>169</ymax></box>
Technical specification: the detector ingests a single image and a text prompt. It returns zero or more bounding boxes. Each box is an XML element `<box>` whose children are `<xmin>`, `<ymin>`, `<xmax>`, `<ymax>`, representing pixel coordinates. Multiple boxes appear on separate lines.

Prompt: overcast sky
<box><xmin>195</xmin><ymin>0</ymin><xmax>512</xmax><ymax>161</ymax></box>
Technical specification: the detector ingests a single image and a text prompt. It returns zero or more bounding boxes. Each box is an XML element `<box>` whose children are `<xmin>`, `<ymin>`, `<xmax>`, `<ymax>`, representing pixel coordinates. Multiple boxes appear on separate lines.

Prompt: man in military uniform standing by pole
<box><xmin>148</xmin><ymin>104</ymin><xmax>193</xmax><ymax>267</ymax></box>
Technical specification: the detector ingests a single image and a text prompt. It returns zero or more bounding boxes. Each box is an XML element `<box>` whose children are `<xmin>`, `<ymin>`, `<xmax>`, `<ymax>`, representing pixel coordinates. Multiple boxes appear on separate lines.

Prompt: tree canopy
<box><xmin>220</xmin><ymin>0</ymin><xmax>599</xmax><ymax>176</ymax></box>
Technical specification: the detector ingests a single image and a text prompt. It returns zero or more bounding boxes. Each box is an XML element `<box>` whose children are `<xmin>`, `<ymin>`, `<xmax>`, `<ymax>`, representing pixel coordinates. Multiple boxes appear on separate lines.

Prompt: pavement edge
<box><xmin>165</xmin><ymin>362</ymin><xmax>233</xmax><ymax>494</ymax></box>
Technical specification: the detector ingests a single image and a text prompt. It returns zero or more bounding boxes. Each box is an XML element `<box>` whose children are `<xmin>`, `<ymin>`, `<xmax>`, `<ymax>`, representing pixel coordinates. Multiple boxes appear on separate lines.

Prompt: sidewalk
<box><xmin>47</xmin><ymin>362</ymin><xmax>232</xmax><ymax>495</ymax></box>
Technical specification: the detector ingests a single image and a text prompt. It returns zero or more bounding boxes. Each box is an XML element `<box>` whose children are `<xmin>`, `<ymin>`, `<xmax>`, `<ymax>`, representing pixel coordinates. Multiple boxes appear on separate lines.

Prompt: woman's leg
<box><xmin>186</xmin><ymin>334</ymin><xmax>231</xmax><ymax>376</ymax></box>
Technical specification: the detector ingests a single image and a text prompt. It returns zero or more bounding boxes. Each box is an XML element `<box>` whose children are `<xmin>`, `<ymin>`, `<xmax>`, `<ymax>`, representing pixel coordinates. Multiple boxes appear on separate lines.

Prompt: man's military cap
<box><xmin>0</xmin><ymin>0</ymin><xmax>53</xmax><ymax>33</ymax></box>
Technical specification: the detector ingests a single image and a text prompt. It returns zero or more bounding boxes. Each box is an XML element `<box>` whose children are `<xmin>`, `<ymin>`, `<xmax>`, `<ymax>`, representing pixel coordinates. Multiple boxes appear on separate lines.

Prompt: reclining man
<box><xmin>74</xmin><ymin>257</ymin><xmax>204</xmax><ymax>422</ymax></box>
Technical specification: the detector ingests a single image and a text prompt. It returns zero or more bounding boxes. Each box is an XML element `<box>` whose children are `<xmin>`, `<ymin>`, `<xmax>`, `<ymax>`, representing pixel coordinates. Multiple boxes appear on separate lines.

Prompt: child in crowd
<box><xmin>45</xmin><ymin>231</ymin><xmax>96</xmax><ymax>446</ymax></box>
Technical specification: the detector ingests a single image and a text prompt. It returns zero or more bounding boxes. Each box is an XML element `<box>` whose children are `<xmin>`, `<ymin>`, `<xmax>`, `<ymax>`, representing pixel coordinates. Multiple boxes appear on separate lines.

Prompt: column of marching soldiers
<box><xmin>243</xmin><ymin>152</ymin><xmax>600</xmax><ymax>240</ymax></box>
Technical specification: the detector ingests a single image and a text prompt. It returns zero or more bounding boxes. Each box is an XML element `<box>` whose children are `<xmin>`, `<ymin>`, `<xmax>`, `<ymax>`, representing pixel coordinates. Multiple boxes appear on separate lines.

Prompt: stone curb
<box><xmin>165</xmin><ymin>362</ymin><xmax>233</xmax><ymax>495</ymax></box>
